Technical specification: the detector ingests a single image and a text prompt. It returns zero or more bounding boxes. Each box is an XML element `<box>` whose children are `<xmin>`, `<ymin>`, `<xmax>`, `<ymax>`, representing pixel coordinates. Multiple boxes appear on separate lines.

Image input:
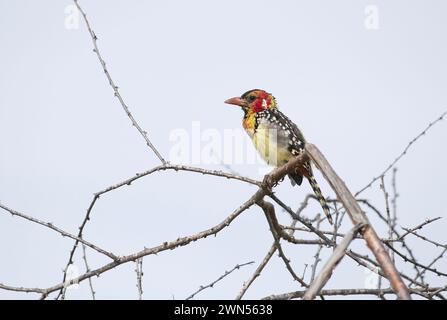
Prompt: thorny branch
<box><xmin>303</xmin><ymin>223</ymin><xmax>365</xmax><ymax>300</ymax></box>
<box><xmin>263</xmin><ymin>286</ymin><xmax>447</xmax><ymax>300</ymax></box>
<box><xmin>73</xmin><ymin>0</ymin><xmax>165</xmax><ymax>164</ymax></box>
<box><xmin>57</xmin><ymin>164</ymin><xmax>260</xmax><ymax>298</ymax></box>
<box><xmin>267</xmin><ymin>194</ymin><xmax>437</xmax><ymax>290</ymax></box>
<box><xmin>1</xmin><ymin>1</ymin><xmax>445</xmax><ymax>301</ymax></box>
<box><xmin>1</xmin><ymin>152</ymin><xmax>310</xmax><ymax>299</ymax></box>
<box><xmin>306</xmin><ymin>143</ymin><xmax>411</xmax><ymax>299</ymax></box>
<box><xmin>186</xmin><ymin>261</ymin><xmax>255</xmax><ymax>300</ymax></box>
<box><xmin>0</xmin><ymin>203</ymin><xmax>118</xmax><ymax>261</ymax></box>
<box><xmin>257</xmin><ymin>199</ymin><xmax>310</xmax><ymax>289</ymax></box>
<box><xmin>309</xmin><ymin>216</ymin><xmax>324</xmax><ymax>283</ymax></box>
<box><xmin>234</xmin><ymin>195</ymin><xmax>315</xmax><ymax>300</ymax></box>
<box><xmin>356</xmin><ymin>110</ymin><xmax>447</xmax><ymax>196</ymax></box>
<box><xmin>3</xmin><ymin>194</ymin><xmax>257</xmax><ymax>299</ymax></box>
<box><xmin>58</xmin><ymin>0</ymin><xmax>168</xmax><ymax>299</ymax></box>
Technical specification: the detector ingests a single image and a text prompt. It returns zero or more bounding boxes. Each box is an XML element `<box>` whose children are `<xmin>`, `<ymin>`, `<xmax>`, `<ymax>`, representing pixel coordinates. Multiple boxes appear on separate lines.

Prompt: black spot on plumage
<box><xmin>242</xmin><ymin>96</ymin><xmax>331</xmax><ymax>224</ymax></box>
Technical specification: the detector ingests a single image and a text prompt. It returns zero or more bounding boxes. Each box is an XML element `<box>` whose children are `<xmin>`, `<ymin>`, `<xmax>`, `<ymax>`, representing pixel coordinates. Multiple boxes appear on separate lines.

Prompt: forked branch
<box><xmin>305</xmin><ymin>143</ymin><xmax>411</xmax><ymax>300</ymax></box>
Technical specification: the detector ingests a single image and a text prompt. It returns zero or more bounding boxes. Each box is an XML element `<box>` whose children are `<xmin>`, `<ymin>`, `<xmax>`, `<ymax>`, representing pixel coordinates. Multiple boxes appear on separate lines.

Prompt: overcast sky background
<box><xmin>1</xmin><ymin>0</ymin><xmax>446</xmax><ymax>299</ymax></box>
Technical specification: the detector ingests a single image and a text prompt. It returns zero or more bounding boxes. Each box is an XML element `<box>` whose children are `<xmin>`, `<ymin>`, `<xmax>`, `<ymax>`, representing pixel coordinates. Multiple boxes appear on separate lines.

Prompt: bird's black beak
<box><xmin>224</xmin><ymin>96</ymin><xmax>247</xmax><ymax>108</ymax></box>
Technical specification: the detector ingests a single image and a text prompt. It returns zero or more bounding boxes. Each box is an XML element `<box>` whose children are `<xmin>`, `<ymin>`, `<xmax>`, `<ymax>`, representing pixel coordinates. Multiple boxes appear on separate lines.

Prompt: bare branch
<box><xmin>359</xmin><ymin>199</ymin><xmax>427</xmax><ymax>283</ymax></box>
<box><xmin>306</xmin><ymin>143</ymin><xmax>411</xmax><ymax>300</ymax></box>
<box><xmin>269</xmin><ymin>193</ymin><xmax>427</xmax><ymax>291</ymax></box>
<box><xmin>2</xmin><ymin>0</ymin><xmax>444</xmax><ymax>302</ymax></box>
<box><xmin>263</xmin><ymin>286</ymin><xmax>447</xmax><ymax>300</ymax></box>
<box><xmin>0</xmin><ymin>283</ymin><xmax>47</xmax><ymax>295</ymax></box>
<box><xmin>310</xmin><ymin>216</ymin><xmax>324</xmax><ymax>283</ymax></box>
<box><xmin>428</xmin><ymin>284</ymin><xmax>447</xmax><ymax>298</ymax></box>
<box><xmin>303</xmin><ymin>223</ymin><xmax>364</xmax><ymax>300</ymax></box>
<box><xmin>401</xmin><ymin>228</ymin><xmax>447</xmax><ymax>249</ymax></box>
<box><xmin>236</xmin><ymin>245</ymin><xmax>277</xmax><ymax>300</ymax></box>
<box><xmin>236</xmin><ymin>195</ymin><xmax>313</xmax><ymax>300</ymax></box>
<box><xmin>57</xmin><ymin>163</ymin><xmax>260</xmax><ymax>299</ymax></box>
<box><xmin>186</xmin><ymin>261</ymin><xmax>254</xmax><ymax>300</ymax></box>
<box><xmin>135</xmin><ymin>258</ymin><xmax>144</xmax><ymax>300</ymax></box>
<box><xmin>58</xmin><ymin>0</ymin><xmax>170</xmax><ymax>299</ymax></box>
<box><xmin>257</xmin><ymin>199</ymin><xmax>309</xmax><ymax>288</ymax></box>
<box><xmin>81</xmin><ymin>245</ymin><xmax>96</xmax><ymax>300</ymax></box>
<box><xmin>416</xmin><ymin>247</ymin><xmax>447</xmax><ymax>284</ymax></box>
<box><xmin>398</xmin><ymin>217</ymin><xmax>442</xmax><ymax>241</ymax></box>
<box><xmin>0</xmin><ymin>202</ymin><xmax>117</xmax><ymax>261</ymax></box>
<box><xmin>356</xmin><ymin>110</ymin><xmax>447</xmax><ymax>195</ymax></box>
<box><xmin>384</xmin><ymin>243</ymin><xmax>447</xmax><ymax>277</ymax></box>
<box><xmin>96</xmin><ymin>164</ymin><xmax>261</xmax><ymax>196</ymax></box>
<box><xmin>73</xmin><ymin>0</ymin><xmax>165</xmax><ymax>164</ymax></box>
<box><xmin>36</xmin><ymin>194</ymin><xmax>258</xmax><ymax>299</ymax></box>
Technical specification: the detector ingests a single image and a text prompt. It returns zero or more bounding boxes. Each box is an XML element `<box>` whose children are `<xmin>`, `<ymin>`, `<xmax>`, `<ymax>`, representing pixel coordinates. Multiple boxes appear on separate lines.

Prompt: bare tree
<box><xmin>1</xmin><ymin>1</ymin><xmax>446</xmax><ymax>300</ymax></box>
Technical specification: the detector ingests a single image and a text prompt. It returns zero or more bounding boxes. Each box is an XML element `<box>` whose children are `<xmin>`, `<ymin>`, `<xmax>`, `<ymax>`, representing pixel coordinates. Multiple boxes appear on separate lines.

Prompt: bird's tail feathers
<box><xmin>307</xmin><ymin>175</ymin><xmax>333</xmax><ymax>225</ymax></box>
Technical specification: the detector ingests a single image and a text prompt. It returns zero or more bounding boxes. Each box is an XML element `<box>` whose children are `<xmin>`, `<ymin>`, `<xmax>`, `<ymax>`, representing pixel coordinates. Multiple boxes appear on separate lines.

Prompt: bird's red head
<box><xmin>225</xmin><ymin>89</ymin><xmax>277</xmax><ymax>113</ymax></box>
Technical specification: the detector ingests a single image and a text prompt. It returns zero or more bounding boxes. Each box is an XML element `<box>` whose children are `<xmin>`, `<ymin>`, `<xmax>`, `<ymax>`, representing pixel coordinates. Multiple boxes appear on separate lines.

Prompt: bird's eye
<box><xmin>248</xmin><ymin>95</ymin><xmax>256</xmax><ymax>102</ymax></box>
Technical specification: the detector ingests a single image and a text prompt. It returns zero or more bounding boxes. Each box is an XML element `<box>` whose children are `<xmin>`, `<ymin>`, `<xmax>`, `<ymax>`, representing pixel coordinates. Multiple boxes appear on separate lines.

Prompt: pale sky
<box><xmin>1</xmin><ymin>0</ymin><xmax>446</xmax><ymax>299</ymax></box>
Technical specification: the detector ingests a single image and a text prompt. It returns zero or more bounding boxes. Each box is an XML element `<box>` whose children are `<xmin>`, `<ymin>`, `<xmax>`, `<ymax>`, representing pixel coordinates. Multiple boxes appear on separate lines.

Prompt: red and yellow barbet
<box><xmin>225</xmin><ymin>89</ymin><xmax>332</xmax><ymax>224</ymax></box>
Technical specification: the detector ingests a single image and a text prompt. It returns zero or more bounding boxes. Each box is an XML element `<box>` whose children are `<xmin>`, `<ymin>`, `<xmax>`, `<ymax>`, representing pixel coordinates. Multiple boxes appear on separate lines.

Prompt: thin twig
<box><xmin>135</xmin><ymin>258</ymin><xmax>144</xmax><ymax>300</ymax></box>
<box><xmin>36</xmin><ymin>195</ymin><xmax>257</xmax><ymax>299</ymax></box>
<box><xmin>270</xmin><ymin>193</ymin><xmax>427</xmax><ymax>291</ymax></box>
<box><xmin>309</xmin><ymin>216</ymin><xmax>324</xmax><ymax>282</ymax></box>
<box><xmin>359</xmin><ymin>199</ymin><xmax>427</xmax><ymax>284</ymax></box>
<box><xmin>303</xmin><ymin>223</ymin><xmax>365</xmax><ymax>300</ymax></box>
<box><xmin>59</xmin><ymin>0</ymin><xmax>167</xmax><ymax>299</ymax></box>
<box><xmin>384</xmin><ymin>243</ymin><xmax>447</xmax><ymax>277</ymax></box>
<box><xmin>428</xmin><ymin>284</ymin><xmax>447</xmax><ymax>298</ymax></box>
<box><xmin>380</xmin><ymin>176</ymin><xmax>394</xmax><ymax>263</ymax></box>
<box><xmin>4</xmin><ymin>153</ymin><xmax>312</xmax><ymax>299</ymax></box>
<box><xmin>415</xmin><ymin>248</ymin><xmax>447</xmax><ymax>284</ymax></box>
<box><xmin>391</xmin><ymin>168</ymin><xmax>398</xmax><ymax>230</ymax></box>
<box><xmin>73</xmin><ymin>0</ymin><xmax>165</xmax><ymax>164</ymax></box>
<box><xmin>235</xmin><ymin>195</ymin><xmax>314</xmax><ymax>300</ymax></box>
<box><xmin>281</xmin><ymin>226</ymin><xmax>399</xmax><ymax>243</ymax></box>
<box><xmin>81</xmin><ymin>244</ymin><xmax>96</xmax><ymax>300</ymax></box>
<box><xmin>257</xmin><ymin>199</ymin><xmax>309</xmax><ymax>288</ymax></box>
<box><xmin>57</xmin><ymin>163</ymin><xmax>260</xmax><ymax>299</ymax></box>
<box><xmin>186</xmin><ymin>261</ymin><xmax>254</xmax><ymax>300</ymax></box>
<box><xmin>398</xmin><ymin>217</ymin><xmax>442</xmax><ymax>241</ymax></box>
<box><xmin>263</xmin><ymin>286</ymin><xmax>447</xmax><ymax>300</ymax></box>
<box><xmin>401</xmin><ymin>228</ymin><xmax>447</xmax><ymax>249</ymax></box>
<box><xmin>58</xmin><ymin>194</ymin><xmax>100</xmax><ymax>299</ymax></box>
<box><xmin>0</xmin><ymin>202</ymin><xmax>117</xmax><ymax>261</ymax></box>
<box><xmin>356</xmin><ymin>110</ymin><xmax>447</xmax><ymax>195</ymax></box>
<box><xmin>306</xmin><ymin>143</ymin><xmax>411</xmax><ymax>299</ymax></box>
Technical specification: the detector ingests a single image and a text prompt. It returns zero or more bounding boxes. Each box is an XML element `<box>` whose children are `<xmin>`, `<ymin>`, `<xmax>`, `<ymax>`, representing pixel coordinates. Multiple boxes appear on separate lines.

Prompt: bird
<box><xmin>225</xmin><ymin>89</ymin><xmax>332</xmax><ymax>224</ymax></box>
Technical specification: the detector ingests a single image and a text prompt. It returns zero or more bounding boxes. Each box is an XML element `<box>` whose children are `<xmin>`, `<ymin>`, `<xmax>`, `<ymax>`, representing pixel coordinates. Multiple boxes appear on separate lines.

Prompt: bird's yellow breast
<box><xmin>252</xmin><ymin>122</ymin><xmax>293</xmax><ymax>167</ymax></box>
